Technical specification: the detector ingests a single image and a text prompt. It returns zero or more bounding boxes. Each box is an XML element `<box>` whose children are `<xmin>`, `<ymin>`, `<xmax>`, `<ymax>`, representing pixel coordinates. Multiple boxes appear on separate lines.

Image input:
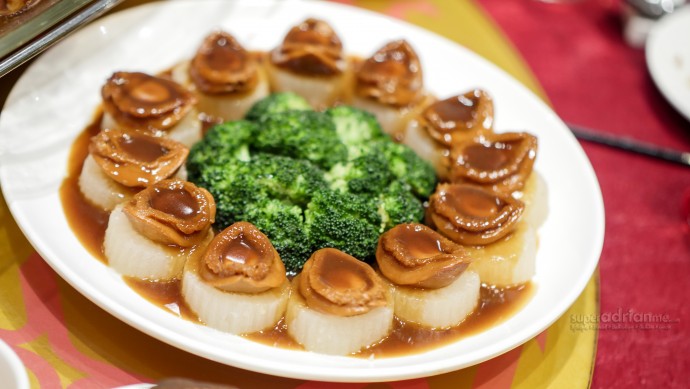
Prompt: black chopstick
<box><xmin>568</xmin><ymin>123</ymin><xmax>690</xmax><ymax>167</ymax></box>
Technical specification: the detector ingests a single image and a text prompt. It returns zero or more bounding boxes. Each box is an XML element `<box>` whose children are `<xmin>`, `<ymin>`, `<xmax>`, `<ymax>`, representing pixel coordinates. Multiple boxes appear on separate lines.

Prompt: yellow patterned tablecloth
<box><xmin>0</xmin><ymin>0</ymin><xmax>598</xmax><ymax>387</ymax></box>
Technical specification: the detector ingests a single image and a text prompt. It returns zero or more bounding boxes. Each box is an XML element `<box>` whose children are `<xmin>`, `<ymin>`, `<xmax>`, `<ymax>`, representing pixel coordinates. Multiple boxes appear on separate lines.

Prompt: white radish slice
<box><xmin>78</xmin><ymin>154</ymin><xmax>133</xmax><ymax>211</ymax></box>
<box><xmin>166</xmin><ymin>108</ymin><xmax>202</xmax><ymax>147</ymax></box>
<box><xmin>78</xmin><ymin>155</ymin><xmax>187</xmax><ymax>211</ymax></box>
<box><xmin>516</xmin><ymin>172</ymin><xmax>548</xmax><ymax>228</ymax></box>
<box><xmin>104</xmin><ymin>204</ymin><xmax>210</xmax><ymax>280</ymax></box>
<box><xmin>390</xmin><ymin>270</ymin><xmax>480</xmax><ymax>329</ymax></box>
<box><xmin>351</xmin><ymin>96</ymin><xmax>412</xmax><ymax>139</ymax></box>
<box><xmin>466</xmin><ymin>222</ymin><xmax>537</xmax><ymax>287</ymax></box>
<box><xmin>171</xmin><ymin>60</ymin><xmax>271</xmax><ymax>121</ymax></box>
<box><xmin>351</xmin><ymin>95</ymin><xmax>432</xmax><ymax>143</ymax></box>
<box><xmin>182</xmin><ymin>255</ymin><xmax>290</xmax><ymax>334</ymax></box>
<box><xmin>285</xmin><ymin>276</ymin><xmax>394</xmax><ymax>355</ymax></box>
<box><xmin>401</xmin><ymin>119</ymin><xmax>449</xmax><ymax>178</ymax></box>
<box><xmin>267</xmin><ymin>63</ymin><xmax>348</xmax><ymax>110</ymax></box>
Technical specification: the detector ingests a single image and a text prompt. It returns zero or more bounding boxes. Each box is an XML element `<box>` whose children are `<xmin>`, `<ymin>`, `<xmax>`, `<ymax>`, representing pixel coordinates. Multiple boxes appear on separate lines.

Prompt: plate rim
<box><xmin>0</xmin><ymin>340</ymin><xmax>29</xmax><ymax>389</ymax></box>
<box><xmin>646</xmin><ymin>5</ymin><xmax>690</xmax><ymax>122</ymax></box>
<box><xmin>0</xmin><ymin>0</ymin><xmax>605</xmax><ymax>382</ymax></box>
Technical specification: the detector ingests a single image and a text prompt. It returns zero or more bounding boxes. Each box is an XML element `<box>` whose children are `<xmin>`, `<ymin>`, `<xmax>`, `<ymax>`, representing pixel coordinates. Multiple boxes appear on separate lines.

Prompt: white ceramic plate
<box><xmin>0</xmin><ymin>340</ymin><xmax>29</xmax><ymax>389</ymax></box>
<box><xmin>0</xmin><ymin>0</ymin><xmax>605</xmax><ymax>382</ymax></box>
<box><xmin>647</xmin><ymin>6</ymin><xmax>690</xmax><ymax>121</ymax></box>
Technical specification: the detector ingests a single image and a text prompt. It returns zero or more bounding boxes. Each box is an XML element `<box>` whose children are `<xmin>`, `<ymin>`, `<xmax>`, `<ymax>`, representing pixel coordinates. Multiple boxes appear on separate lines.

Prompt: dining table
<box><xmin>0</xmin><ymin>0</ymin><xmax>687</xmax><ymax>388</ymax></box>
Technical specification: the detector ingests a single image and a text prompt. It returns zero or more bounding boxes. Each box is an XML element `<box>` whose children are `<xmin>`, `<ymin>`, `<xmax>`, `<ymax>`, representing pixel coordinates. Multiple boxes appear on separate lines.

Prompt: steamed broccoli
<box><xmin>253</xmin><ymin>110</ymin><xmax>348</xmax><ymax>170</ymax></box>
<box><xmin>190</xmin><ymin>153</ymin><xmax>326</xmax><ymax>225</ymax></box>
<box><xmin>190</xmin><ymin>160</ymin><xmax>265</xmax><ymax>227</ymax></box>
<box><xmin>325</xmin><ymin>106</ymin><xmax>386</xmax><ymax>157</ymax></box>
<box><xmin>368</xmin><ymin>140</ymin><xmax>437</xmax><ymax>198</ymax></box>
<box><xmin>325</xmin><ymin>153</ymin><xmax>393</xmax><ymax>195</ymax></box>
<box><xmin>245</xmin><ymin>92</ymin><xmax>312</xmax><ymax>121</ymax></box>
<box><xmin>243</xmin><ymin>198</ymin><xmax>312</xmax><ymax>275</ymax></box>
<box><xmin>186</xmin><ymin>120</ymin><xmax>255</xmax><ymax>181</ymax></box>
<box><xmin>250</xmin><ymin>153</ymin><xmax>327</xmax><ymax>206</ymax></box>
<box><xmin>378</xmin><ymin>181</ymin><xmax>425</xmax><ymax>230</ymax></box>
<box><xmin>187</xmin><ymin>94</ymin><xmax>438</xmax><ymax>271</ymax></box>
<box><xmin>305</xmin><ymin>189</ymin><xmax>382</xmax><ymax>261</ymax></box>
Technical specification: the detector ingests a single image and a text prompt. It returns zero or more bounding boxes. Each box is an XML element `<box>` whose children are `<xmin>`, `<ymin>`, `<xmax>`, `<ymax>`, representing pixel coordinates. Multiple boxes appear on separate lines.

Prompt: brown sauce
<box><xmin>59</xmin><ymin>57</ymin><xmax>536</xmax><ymax>358</ymax></box>
<box><xmin>315</xmin><ymin>250</ymin><xmax>373</xmax><ymax>290</ymax></box>
<box><xmin>463</xmin><ymin>143</ymin><xmax>511</xmax><ymax>171</ymax></box>
<box><xmin>118</xmin><ymin>133</ymin><xmax>170</xmax><ymax>162</ymax></box>
<box><xmin>124</xmin><ymin>278</ymin><xmax>200</xmax><ymax>322</ymax></box>
<box><xmin>395</xmin><ymin>225</ymin><xmax>444</xmax><ymax>258</ymax></box>
<box><xmin>222</xmin><ymin>233</ymin><xmax>261</xmax><ymax>265</ymax></box>
<box><xmin>149</xmin><ymin>187</ymin><xmax>198</xmax><ymax>219</ymax></box>
<box><xmin>425</xmin><ymin>95</ymin><xmax>476</xmax><ymax>127</ymax></box>
<box><xmin>59</xmin><ymin>116</ymin><xmax>109</xmax><ymax>263</ymax></box>
<box><xmin>442</xmin><ymin>185</ymin><xmax>503</xmax><ymax>218</ymax></box>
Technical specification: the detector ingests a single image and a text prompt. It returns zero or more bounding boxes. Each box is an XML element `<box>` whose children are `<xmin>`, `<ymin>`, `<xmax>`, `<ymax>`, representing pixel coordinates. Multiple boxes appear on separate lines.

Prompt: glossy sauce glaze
<box><xmin>118</xmin><ymin>133</ymin><xmax>170</xmax><ymax>162</ymax></box>
<box><xmin>149</xmin><ymin>187</ymin><xmax>199</xmax><ymax>220</ymax></box>
<box><xmin>396</xmin><ymin>224</ymin><xmax>444</xmax><ymax>258</ymax></box>
<box><xmin>424</xmin><ymin>94</ymin><xmax>477</xmax><ymax>128</ymax></box>
<box><xmin>222</xmin><ymin>233</ymin><xmax>261</xmax><ymax>265</ymax></box>
<box><xmin>317</xmin><ymin>250</ymin><xmax>374</xmax><ymax>291</ymax></box>
<box><xmin>463</xmin><ymin>143</ymin><xmax>511</xmax><ymax>171</ymax></box>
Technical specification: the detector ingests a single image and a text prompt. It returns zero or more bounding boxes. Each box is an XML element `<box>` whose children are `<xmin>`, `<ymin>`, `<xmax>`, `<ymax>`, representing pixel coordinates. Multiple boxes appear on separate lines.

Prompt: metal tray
<box><xmin>0</xmin><ymin>0</ymin><xmax>123</xmax><ymax>77</ymax></box>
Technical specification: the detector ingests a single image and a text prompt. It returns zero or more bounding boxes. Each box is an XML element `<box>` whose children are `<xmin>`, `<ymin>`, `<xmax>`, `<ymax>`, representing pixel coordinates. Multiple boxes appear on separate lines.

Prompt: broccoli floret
<box><xmin>325</xmin><ymin>106</ymin><xmax>386</xmax><ymax>157</ymax></box>
<box><xmin>368</xmin><ymin>140</ymin><xmax>437</xmax><ymax>198</ymax></box>
<box><xmin>245</xmin><ymin>92</ymin><xmax>312</xmax><ymax>121</ymax></box>
<box><xmin>189</xmin><ymin>160</ymin><xmax>265</xmax><ymax>227</ymax></box>
<box><xmin>324</xmin><ymin>153</ymin><xmax>393</xmax><ymax>195</ymax></box>
<box><xmin>250</xmin><ymin>153</ymin><xmax>327</xmax><ymax>206</ymax></box>
<box><xmin>378</xmin><ymin>181</ymin><xmax>425</xmax><ymax>230</ymax></box>
<box><xmin>190</xmin><ymin>154</ymin><xmax>326</xmax><ymax>226</ymax></box>
<box><xmin>253</xmin><ymin>110</ymin><xmax>348</xmax><ymax>170</ymax></box>
<box><xmin>305</xmin><ymin>189</ymin><xmax>382</xmax><ymax>261</ymax></box>
<box><xmin>243</xmin><ymin>198</ymin><xmax>312</xmax><ymax>275</ymax></box>
<box><xmin>186</xmin><ymin>121</ymin><xmax>255</xmax><ymax>181</ymax></box>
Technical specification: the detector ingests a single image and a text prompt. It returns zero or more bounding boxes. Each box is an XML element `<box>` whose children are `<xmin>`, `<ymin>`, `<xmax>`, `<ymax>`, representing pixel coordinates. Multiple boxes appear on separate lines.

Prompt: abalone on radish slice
<box><xmin>104</xmin><ymin>179</ymin><xmax>215</xmax><ymax>280</ymax></box>
<box><xmin>428</xmin><ymin>183</ymin><xmax>538</xmax><ymax>287</ymax></box>
<box><xmin>286</xmin><ymin>248</ymin><xmax>393</xmax><ymax>355</ymax></box>
<box><xmin>376</xmin><ymin>223</ymin><xmax>479</xmax><ymax>328</ymax></box>
<box><xmin>79</xmin><ymin>128</ymin><xmax>188</xmax><ymax>211</ymax></box>
<box><xmin>171</xmin><ymin>30</ymin><xmax>270</xmax><ymax>121</ymax></box>
<box><xmin>352</xmin><ymin>40</ymin><xmax>430</xmax><ymax>139</ymax></box>
<box><xmin>267</xmin><ymin>18</ymin><xmax>349</xmax><ymax>109</ymax></box>
<box><xmin>100</xmin><ymin>71</ymin><xmax>202</xmax><ymax>147</ymax></box>
<box><xmin>182</xmin><ymin>221</ymin><xmax>289</xmax><ymax>334</ymax></box>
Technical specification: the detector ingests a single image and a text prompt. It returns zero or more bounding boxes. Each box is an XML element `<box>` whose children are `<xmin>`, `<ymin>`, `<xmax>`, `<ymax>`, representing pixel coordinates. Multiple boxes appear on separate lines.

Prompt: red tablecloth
<box><xmin>479</xmin><ymin>0</ymin><xmax>690</xmax><ymax>387</ymax></box>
